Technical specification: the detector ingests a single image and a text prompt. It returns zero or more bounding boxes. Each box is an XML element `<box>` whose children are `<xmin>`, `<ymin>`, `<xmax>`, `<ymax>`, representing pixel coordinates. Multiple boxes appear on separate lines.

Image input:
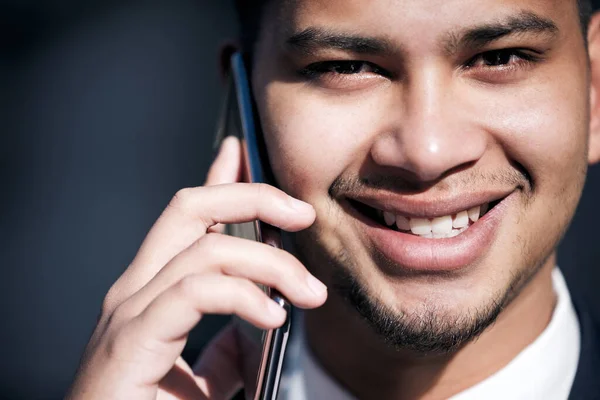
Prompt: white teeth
<box><xmin>378</xmin><ymin>202</ymin><xmax>489</xmax><ymax>238</ymax></box>
<box><xmin>431</xmin><ymin>215</ymin><xmax>453</xmax><ymax>235</ymax></box>
<box><xmin>453</xmin><ymin>211</ymin><xmax>469</xmax><ymax>228</ymax></box>
<box><xmin>383</xmin><ymin>211</ymin><xmax>396</xmax><ymax>226</ymax></box>
<box><xmin>448</xmin><ymin>229</ymin><xmax>462</xmax><ymax>238</ymax></box>
<box><xmin>410</xmin><ymin>218</ymin><xmax>432</xmax><ymax>236</ymax></box>
<box><xmin>433</xmin><ymin>226</ymin><xmax>467</xmax><ymax>239</ymax></box>
<box><xmin>396</xmin><ymin>215</ymin><xmax>411</xmax><ymax>231</ymax></box>
<box><xmin>468</xmin><ymin>206</ymin><xmax>480</xmax><ymax>222</ymax></box>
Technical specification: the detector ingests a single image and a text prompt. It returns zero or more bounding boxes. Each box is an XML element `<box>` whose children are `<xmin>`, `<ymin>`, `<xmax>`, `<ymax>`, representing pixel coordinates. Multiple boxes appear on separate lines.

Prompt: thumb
<box><xmin>205</xmin><ymin>136</ymin><xmax>243</xmax><ymax>233</ymax></box>
<box><xmin>205</xmin><ymin>136</ymin><xmax>243</xmax><ymax>186</ymax></box>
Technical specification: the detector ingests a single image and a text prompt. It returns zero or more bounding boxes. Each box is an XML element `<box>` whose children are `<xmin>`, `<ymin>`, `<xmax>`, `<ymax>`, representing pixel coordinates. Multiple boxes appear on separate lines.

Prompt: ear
<box><xmin>588</xmin><ymin>12</ymin><xmax>600</xmax><ymax>164</ymax></box>
<box><xmin>218</xmin><ymin>41</ymin><xmax>241</xmax><ymax>83</ymax></box>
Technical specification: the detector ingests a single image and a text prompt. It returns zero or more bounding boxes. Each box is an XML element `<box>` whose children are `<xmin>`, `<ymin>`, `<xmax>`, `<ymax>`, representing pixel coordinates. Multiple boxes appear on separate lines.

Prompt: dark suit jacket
<box><xmin>568</xmin><ymin>293</ymin><xmax>600</xmax><ymax>399</ymax></box>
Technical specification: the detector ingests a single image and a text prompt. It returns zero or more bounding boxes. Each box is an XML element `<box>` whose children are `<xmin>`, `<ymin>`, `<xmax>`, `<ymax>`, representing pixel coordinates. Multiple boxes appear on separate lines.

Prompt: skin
<box><xmin>67</xmin><ymin>1</ymin><xmax>600</xmax><ymax>400</ymax></box>
<box><xmin>66</xmin><ymin>138</ymin><xmax>327</xmax><ymax>400</ymax></box>
<box><xmin>252</xmin><ymin>0</ymin><xmax>600</xmax><ymax>398</ymax></box>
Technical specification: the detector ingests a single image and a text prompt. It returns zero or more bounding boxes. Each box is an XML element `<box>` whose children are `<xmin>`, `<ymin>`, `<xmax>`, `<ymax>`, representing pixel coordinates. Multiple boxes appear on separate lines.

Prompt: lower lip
<box><xmin>353</xmin><ymin>193</ymin><xmax>516</xmax><ymax>273</ymax></box>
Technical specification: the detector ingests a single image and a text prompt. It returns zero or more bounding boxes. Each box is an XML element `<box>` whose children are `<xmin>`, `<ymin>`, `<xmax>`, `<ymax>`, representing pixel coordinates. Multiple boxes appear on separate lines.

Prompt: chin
<box><xmin>330</xmin><ymin>265</ymin><xmax>512</xmax><ymax>354</ymax></box>
<box><xmin>293</xmin><ymin>203</ymin><xmax>553</xmax><ymax>354</ymax></box>
<box><xmin>321</xmin><ymin>240</ymin><xmax>544</xmax><ymax>354</ymax></box>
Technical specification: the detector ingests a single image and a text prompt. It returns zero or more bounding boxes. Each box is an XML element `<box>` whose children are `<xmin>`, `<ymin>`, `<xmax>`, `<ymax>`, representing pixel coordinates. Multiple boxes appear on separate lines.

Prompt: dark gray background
<box><xmin>1</xmin><ymin>1</ymin><xmax>599</xmax><ymax>399</ymax></box>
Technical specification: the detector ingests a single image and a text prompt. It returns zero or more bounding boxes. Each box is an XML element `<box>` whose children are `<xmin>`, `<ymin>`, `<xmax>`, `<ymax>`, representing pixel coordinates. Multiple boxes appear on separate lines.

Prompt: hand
<box><xmin>66</xmin><ymin>137</ymin><xmax>327</xmax><ymax>400</ymax></box>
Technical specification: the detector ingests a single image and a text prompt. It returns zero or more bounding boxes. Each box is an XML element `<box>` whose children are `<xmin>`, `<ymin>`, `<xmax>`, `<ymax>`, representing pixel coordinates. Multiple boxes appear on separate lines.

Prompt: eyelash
<box><xmin>298</xmin><ymin>49</ymin><xmax>542</xmax><ymax>80</ymax></box>
<box><xmin>299</xmin><ymin>60</ymin><xmax>391</xmax><ymax>79</ymax></box>
<box><xmin>463</xmin><ymin>48</ymin><xmax>542</xmax><ymax>70</ymax></box>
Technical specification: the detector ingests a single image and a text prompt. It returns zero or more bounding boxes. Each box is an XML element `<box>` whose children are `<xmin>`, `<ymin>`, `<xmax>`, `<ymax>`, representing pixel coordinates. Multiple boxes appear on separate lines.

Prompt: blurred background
<box><xmin>1</xmin><ymin>1</ymin><xmax>599</xmax><ymax>398</ymax></box>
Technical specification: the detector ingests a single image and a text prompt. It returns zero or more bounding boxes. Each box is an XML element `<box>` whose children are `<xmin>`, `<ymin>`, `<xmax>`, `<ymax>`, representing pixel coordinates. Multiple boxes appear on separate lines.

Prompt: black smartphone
<box><xmin>214</xmin><ymin>52</ymin><xmax>292</xmax><ymax>400</ymax></box>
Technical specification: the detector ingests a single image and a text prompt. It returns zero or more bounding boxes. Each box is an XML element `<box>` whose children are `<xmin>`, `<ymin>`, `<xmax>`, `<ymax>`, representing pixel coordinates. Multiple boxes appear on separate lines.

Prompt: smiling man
<box><xmin>68</xmin><ymin>1</ymin><xmax>600</xmax><ymax>399</ymax></box>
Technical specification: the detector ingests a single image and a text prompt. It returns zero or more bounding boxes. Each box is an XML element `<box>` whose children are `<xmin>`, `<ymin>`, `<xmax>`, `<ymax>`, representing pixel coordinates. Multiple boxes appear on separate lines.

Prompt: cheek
<box><xmin>477</xmin><ymin>70</ymin><xmax>589</xmax><ymax>193</ymax></box>
<box><xmin>257</xmin><ymin>82</ymin><xmax>382</xmax><ymax>201</ymax></box>
<box><xmin>477</xmin><ymin>67</ymin><xmax>589</xmax><ymax>269</ymax></box>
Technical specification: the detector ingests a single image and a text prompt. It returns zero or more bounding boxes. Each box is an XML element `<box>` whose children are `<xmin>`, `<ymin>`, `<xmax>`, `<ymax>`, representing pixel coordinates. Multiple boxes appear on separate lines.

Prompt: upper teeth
<box><xmin>381</xmin><ymin>204</ymin><xmax>487</xmax><ymax>239</ymax></box>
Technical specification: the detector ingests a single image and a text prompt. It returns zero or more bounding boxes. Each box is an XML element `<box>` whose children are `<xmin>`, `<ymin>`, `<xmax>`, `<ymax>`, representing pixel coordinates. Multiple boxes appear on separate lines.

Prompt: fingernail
<box><xmin>286</xmin><ymin>197</ymin><xmax>314</xmax><ymax>213</ymax></box>
<box><xmin>306</xmin><ymin>275</ymin><xmax>327</xmax><ymax>297</ymax></box>
<box><xmin>267</xmin><ymin>300</ymin><xmax>287</xmax><ymax>319</ymax></box>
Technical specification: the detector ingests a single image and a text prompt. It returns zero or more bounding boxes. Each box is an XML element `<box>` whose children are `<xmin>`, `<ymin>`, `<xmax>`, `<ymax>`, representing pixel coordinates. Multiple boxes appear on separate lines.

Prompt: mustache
<box><xmin>329</xmin><ymin>168</ymin><xmax>530</xmax><ymax>198</ymax></box>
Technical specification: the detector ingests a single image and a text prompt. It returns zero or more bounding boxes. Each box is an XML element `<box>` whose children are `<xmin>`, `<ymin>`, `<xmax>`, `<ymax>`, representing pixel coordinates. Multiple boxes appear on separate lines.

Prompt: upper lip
<box><xmin>346</xmin><ymin>189</ymin><xmax>515</xmax><ymax>219</ymax></box>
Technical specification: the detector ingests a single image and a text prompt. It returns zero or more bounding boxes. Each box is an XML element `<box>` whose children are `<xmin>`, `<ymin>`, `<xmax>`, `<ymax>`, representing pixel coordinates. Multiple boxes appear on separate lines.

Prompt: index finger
<box><xmin>121</xmin><ymin>183</ymin><xmax>315</xmax><ymax>300</ymax></box>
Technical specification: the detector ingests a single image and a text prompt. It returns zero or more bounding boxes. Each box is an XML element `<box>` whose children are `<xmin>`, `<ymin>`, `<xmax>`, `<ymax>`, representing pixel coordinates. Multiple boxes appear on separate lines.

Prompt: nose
<box><xmin>370</xmin><ymin>68</ymin><xmax>487</xmax><ymax>183</ymax></box>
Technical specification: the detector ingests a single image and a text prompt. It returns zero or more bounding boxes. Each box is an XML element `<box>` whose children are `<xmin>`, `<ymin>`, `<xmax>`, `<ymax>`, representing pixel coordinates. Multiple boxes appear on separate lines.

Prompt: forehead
<box><xmin>263</xmin><ymin>0</ymin><xmax>580</xmax><ymax>47</ymax></box>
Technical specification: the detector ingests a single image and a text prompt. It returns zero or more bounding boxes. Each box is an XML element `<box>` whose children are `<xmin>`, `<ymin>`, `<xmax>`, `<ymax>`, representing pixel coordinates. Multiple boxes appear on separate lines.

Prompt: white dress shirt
<box><xmin>278</xmin><ymin>268</ymin><xmax>580</xmax><ymax>400</ymax></box>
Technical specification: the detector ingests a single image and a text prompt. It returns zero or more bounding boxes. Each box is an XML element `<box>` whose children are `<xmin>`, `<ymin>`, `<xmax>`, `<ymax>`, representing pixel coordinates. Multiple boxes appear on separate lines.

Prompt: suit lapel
<box><xmin>569</xmin><ymin>296</ymin><xmax>600</xmax><ymax>399</ymax></box>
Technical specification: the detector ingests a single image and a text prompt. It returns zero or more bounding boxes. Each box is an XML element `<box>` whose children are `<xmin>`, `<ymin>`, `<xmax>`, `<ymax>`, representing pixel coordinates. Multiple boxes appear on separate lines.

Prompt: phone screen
<box><xmin>215</xmin><ymin>52</ymin><xmax>293</xmax><ymax>400</ymax></box>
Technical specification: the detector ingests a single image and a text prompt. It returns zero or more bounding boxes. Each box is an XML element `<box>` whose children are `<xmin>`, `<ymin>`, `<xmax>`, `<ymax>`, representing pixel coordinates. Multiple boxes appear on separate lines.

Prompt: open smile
<box><xmin>351</xmin><ymin>199</ymin><xmax>502</xmax><ymax>239</ymax></box>
<box><xmin>344</xmin><ymin>191</ymin><xmax>516</xmax><ymax>273</ymax></box>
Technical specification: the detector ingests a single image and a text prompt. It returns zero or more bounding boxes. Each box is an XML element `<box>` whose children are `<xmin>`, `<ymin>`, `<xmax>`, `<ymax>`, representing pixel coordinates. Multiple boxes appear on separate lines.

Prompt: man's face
<box><xmin>251</xmin><ymin>0</ymin><xmax>591</xmax><ymax>351</ymax></box>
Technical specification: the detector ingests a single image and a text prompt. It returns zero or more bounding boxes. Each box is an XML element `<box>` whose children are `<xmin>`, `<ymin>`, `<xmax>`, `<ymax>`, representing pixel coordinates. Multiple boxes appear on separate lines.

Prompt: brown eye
<box><xmin>329</xmin><ymin>61</ymin><xmax>371</xmax><ymax>74</ymax></box>
<box><xmin>300</xmin><ymin>60</ymin><xmax>389</xmax><ymax>78</ymax></box>
<box><xmin>481</xmin><ymin>50</ymin><xmax>514</xmax><ymax>66</ymax></box>
<box><xmin>465</xmin><ymin>49</ymin><xmax>540</xmax><ymax>69</ymax></box>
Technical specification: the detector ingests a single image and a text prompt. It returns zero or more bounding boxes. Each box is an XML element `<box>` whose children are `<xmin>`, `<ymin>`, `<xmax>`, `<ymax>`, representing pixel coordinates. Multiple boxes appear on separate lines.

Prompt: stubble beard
<box><xmin>289</xmin><ymin>169</ymin><xmax>564</xmax><ymax>354</ymax></box>
<box><xmin>293</xmin><ymin>231</ymin><xmax>551</xmax><ymax>355</ymax></box>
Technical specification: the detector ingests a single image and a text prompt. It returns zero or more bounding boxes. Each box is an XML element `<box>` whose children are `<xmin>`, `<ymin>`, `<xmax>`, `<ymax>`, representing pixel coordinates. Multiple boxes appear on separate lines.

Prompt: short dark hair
<box><xmin>235</xmin><ymin>0</ymin><xmax>595</xmax><ymax>52</ymax></box>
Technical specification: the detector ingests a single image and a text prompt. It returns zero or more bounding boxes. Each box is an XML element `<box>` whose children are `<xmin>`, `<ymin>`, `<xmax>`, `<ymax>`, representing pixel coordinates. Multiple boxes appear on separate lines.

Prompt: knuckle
<box><xmin>212</xmin><ymin>278</ymin><xmax>255</xmax><ymax>313</ymax></box>
<box><xmin>168</xmin><ymin>187</ymin><xmax>214</xmax><ymax>230</ymax></box>
<box><xmin>178</xmin><ymin>275</ymin><xmax>202</xmax><ymax>298</ymax></box>
<box><xmin>169</xmin><ymin>187</ymin><xmax>197</xmax><ymax>212</ymax></box>
<box><xmin>109</xmin><ymin>302</ymin><xmax>137</xmax><ymax>326</ymax></box>
<box><xmin>100</xmin><ymin>293</ymin><xmax>116</xmax><ymax>319</ymax></box>
<box><xmin>193</xmin><ymin>233</ymin><xmax>222</xmax><ymax>258</ymax></box>
<box><xmin>289</xmin><ymin>255</ymin><xmax>309</xmax><ymax>281</ymax></box>
<box><xmin>272</xmin><ymin>249</ymin><xmax>303</xmax><ymax>281</ymax></box>
<box><xmin>264</xmin><ymin>264</ymin><xmax>286</xmax><ymax>288</ymax></box>
<box><xmin>104</xmin><ymin>323</ymin><xmax>137</xmax><ymax>360</ymax></box>
<box><xmin>252</xmin><ymin>183</ymin><xmax>274</xmax><ymax>201</ymax></box>
<box><xmin>236</xmin><ymin>280</ymin><xmax>263</xmax><ymax>307</ymax></box>
<box><xmin>100</xmin><ymin>283</ymin><xmax>123</xmax><ymax>319</ymax></box>
<box><xmin>198</xmin><ymin>231</ymin><xmax>221</xmax><ymax>248</ymax></box>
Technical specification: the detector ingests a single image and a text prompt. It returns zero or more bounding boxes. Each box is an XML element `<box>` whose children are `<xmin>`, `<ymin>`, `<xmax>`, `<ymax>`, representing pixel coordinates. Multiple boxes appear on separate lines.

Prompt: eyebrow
<box><xmin>285</xmin><ymin>27</ymin><xmax>397</xmax><ymax>56</ymax></box>
<box><xmin>445</xmin><ymin>11</ymin><xmax>559</xmax><ymax>53</ymax></box>
<box><xmin>284</xmin><ymin>11</ymin><xmax>559</xmax><ymax>57</ymax></box>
